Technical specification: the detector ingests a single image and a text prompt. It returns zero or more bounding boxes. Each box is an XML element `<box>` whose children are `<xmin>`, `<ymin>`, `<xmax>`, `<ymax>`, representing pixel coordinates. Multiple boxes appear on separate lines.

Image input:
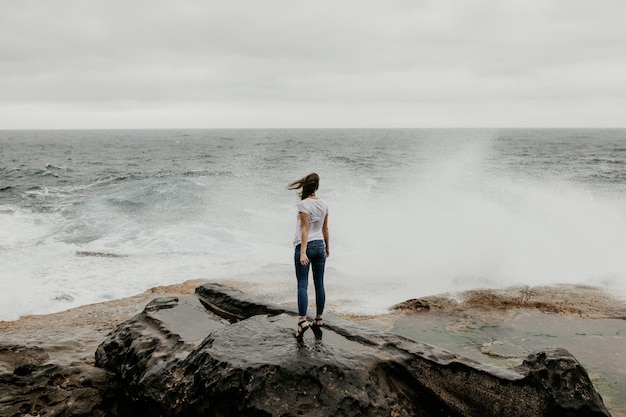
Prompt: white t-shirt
<box><xmin>293</xmin><ymin>197</ymin><xmax>328</xmax><ymax>247</ymax></box>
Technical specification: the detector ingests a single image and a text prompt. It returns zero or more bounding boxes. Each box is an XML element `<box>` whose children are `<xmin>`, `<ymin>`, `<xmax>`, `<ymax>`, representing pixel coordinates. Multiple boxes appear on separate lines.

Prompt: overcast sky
<box><xmin>1</xmin><ymin>0</ymin><xmax>625</xmax><ymax>129</ymax></box>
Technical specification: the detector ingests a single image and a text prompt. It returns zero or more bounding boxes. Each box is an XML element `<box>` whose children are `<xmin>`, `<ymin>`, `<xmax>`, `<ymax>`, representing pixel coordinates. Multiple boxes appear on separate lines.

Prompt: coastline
<box><xmin>359</xmin><ymin>285</ymin><xmax>626</xmax><ymax>416</ymax></box>
<box><xmin>1</xmin><ymin>281</ymin><xmax>624</xmax><ymax>416</ymax></box>
<box><xmin>0</xmin><ymin>279</ymin><xmax>211</xmax><ymax>367</ymax></box>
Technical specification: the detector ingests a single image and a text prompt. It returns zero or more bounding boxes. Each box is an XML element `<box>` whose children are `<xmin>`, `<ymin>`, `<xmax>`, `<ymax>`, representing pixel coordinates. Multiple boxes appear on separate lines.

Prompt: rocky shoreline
<box><xmin>1</xmin><ymin>281</ymin><xmax>624</xmax><ymax>416</ymax></box>
<box><xmin>372</xmin><ymin>285</ymin><xmax>626</xmax><ymax>416</ymax></box>
<box><xmin>391</xmin><ymin>285</ymin><xmax>626</xmax><ymax>319</ymax></box>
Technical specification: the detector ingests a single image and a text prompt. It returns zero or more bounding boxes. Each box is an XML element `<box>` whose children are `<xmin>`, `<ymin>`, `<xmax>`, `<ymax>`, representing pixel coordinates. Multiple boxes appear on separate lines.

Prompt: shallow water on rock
<box><xmin>375</xmin><ymin>310</ymin><xmax>626</xmax><ymax>416</ymax></box>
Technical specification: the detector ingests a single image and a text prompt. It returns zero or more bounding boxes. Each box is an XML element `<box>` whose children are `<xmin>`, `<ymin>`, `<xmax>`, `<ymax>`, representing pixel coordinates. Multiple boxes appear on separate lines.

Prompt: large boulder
<box><xmin>95</xmin><ymin>283</ymin><xmax>611</xmax><ymax>417</ymax></box>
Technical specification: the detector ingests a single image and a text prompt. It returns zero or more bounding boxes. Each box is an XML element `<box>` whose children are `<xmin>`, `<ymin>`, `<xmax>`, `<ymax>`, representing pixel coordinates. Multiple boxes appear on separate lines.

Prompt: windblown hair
<box><xmin>287</xmin><ymin>173</ymin><xmax>320</xmax><ymax>200</ymax></box>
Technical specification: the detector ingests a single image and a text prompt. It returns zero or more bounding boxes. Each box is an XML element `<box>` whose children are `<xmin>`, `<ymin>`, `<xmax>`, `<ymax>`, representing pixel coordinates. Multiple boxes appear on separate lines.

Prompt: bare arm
<box><xmin>322</xmin><ymin>213</ymin><xmax>330</xmax><ymax>258</ymax></box>
<box><xmin>299</xmin><ymin>212</ymin><xmax>309</xmax><ymax>266</ymax></box>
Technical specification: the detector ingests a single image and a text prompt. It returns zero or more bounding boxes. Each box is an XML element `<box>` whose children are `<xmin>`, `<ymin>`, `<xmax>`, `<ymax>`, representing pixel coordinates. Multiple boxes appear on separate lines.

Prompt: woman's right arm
<box><xmin>322</xmin><ymin>213</ymin><xmax>329</xmax><ymax>258</ymax></box>
<box><xmin>299</xmin><ymin>212</ymin><xmax>310</xmax><ymax>266</ymax></box>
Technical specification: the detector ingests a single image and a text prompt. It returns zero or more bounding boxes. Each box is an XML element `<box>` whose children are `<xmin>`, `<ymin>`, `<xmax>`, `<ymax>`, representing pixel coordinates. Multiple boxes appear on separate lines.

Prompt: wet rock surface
<box><xmin>0</xmin><ymin>280</ymin><xmax>208</xmax><ymax>417</ymax></box>
<box><xmin>95</xmin><ymin>283</ymin><xmax>611</xmax><ymax>417</ymax></box>
<box><xmin>392</xmin><ymin>285</ymin><xmax>626</xmax><ymax>319</ymax></box>
<box><xmin>0</xmin><ymin>345</ymin><xmax>118</xmax><ymax>417</ymax></box>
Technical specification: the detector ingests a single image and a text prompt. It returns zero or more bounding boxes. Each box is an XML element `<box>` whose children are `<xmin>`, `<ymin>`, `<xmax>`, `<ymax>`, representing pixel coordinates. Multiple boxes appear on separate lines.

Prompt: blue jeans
<box><xmin>294</xmin><ymin>240</ymin><xmax>326</xmax><ymax>317</ymax></box>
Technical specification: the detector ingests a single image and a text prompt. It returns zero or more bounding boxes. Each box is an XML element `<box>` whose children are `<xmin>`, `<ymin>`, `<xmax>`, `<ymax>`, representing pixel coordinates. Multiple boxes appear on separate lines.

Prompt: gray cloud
<box><xmin>1</xmin><ymin>0</ymin><xmax>625</xmax><ymax>128</ymax></box>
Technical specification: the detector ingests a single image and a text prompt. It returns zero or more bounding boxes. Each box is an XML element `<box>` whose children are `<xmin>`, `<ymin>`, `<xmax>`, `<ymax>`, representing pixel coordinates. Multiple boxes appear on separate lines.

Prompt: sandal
<box><xmin>311</xmin><ymin>317</ymin><xmax>323</xmax><ymax>339</ymax></box>
<box><xmin>296</xmin><ymin>319</ymin><xmax>310</xmax><ymax>339</ymax></box>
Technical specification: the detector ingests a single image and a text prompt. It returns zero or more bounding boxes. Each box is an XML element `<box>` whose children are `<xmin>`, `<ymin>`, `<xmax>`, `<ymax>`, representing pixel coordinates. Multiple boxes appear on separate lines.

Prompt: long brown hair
<box><xmin>287</xmin><ymin>173</ymin><xmax>320</xmax><ymax>200</ymax></box>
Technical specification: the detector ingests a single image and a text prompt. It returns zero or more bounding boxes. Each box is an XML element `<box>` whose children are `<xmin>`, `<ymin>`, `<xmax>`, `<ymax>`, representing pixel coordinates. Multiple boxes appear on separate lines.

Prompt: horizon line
<box><xmin>2</xmin><ymin>126</ymin><xmax>625</xmax><ymax>131</ymax></box>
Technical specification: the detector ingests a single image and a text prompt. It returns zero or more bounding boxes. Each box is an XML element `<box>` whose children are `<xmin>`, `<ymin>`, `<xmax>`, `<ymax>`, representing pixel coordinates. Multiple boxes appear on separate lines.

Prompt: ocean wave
<box><xmin>104</xmin><ymin>197</ymin><xmax>147</xmax><ymax>210</ymax></box>
<box><xmin>52</xmin><ymin>292</ymin><xmax>75</xmax><ymax>302</ymax></box>
<box><xmin>76</xmin><ymin>251</ymin><xmax>126</xmax><ymax>258</ymax></box>
<box><xmin>149</xmin><ymin>170</ymin><xmax>234</xmax><ymax>179</ymax></box>
<box><xmin>585</xmin><ymin>173</ymin><xmax>626</xmax><ymax>184</ymax></box>
<box><xmin>25</xmin><ymin>185</ymin><xmax>50</xmax><ymax>194</ymax></box>
<box><xmin>328</xmin><ymin>155</ymin><xmax>360</xmax><ymax>165</ymax></box>
<box><xmin>89</xmin><ymin>170</ymin><xmax>234</xmax><ymax>187</ymax></box>
<box><xmin>44</xmin><ymin>163</ymin><xmax>65</xmax><ymax>170</ymax></box>
<box><xmin>587</xmin><ymin>158</ymin><xmax>625</xmax><ymax>165</ymax></box>
<box><xmin>89</xmin><ymin>174</ymin><xmax>137</xmax><ymax>187</ymax></box>
<box><xmin>34</xmin><ymin>169</ymin><xmax>60</xmax><ymax>178</ymax></box>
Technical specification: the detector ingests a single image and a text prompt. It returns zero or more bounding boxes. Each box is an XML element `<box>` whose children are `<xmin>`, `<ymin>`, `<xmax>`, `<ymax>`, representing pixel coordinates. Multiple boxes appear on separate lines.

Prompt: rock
<box><xmin>0</xmin><ymin>346</ymin><xmax>119</xmax><ymax>417</ymax></box>
<box><xmin>95</xmin><ymin>283</ymin><xmax>611</xmax><ymax>417</ymax></box>
<box><xmin>0</xmin><ymin>280</ymin><xmax>210</xmax><ymax>417</ymax></box>
<box><xmin>392</xmin><ymin>285</ymin><xmax>626</xmax><ymax>319</ymax></box>
<box><xmin>0</xmin><ymin>345</ymin><xmax>49</xmax><ymax>374</ymax></box>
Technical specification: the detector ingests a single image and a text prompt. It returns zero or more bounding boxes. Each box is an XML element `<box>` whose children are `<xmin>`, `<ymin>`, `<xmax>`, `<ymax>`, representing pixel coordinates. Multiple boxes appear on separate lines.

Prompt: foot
<box><xmin>311</xmin><ymin>317</ymin><xmax>323</xmax><ymax>339</ymax></box>
<box><xmin>295</xmin><ymin>319</ymin><xmax>310</xmax><ymax>339</ymax></box>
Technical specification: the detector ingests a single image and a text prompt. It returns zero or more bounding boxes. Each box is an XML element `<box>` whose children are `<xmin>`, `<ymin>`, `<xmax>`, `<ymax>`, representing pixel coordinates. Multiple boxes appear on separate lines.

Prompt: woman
<box><xmin>288</xmin><ymin>173</ymin><xmax>330</xmax><ymax>339</ymax></box>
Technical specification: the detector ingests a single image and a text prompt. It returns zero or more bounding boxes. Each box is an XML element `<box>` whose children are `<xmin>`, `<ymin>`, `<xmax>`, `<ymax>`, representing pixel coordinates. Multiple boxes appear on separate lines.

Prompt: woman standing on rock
<box><xmin>288</xmin><ymin>173</ymin><xmax>330</xmax><ymax>339</ymax></box>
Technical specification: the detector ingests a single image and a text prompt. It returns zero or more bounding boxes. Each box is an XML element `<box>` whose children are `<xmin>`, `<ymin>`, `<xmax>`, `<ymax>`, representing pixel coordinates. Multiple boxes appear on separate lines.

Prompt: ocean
<box><xmin>1</xmin><ymin>128</ymin><xmax>625</xmax><ymax>321</ymax></box>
